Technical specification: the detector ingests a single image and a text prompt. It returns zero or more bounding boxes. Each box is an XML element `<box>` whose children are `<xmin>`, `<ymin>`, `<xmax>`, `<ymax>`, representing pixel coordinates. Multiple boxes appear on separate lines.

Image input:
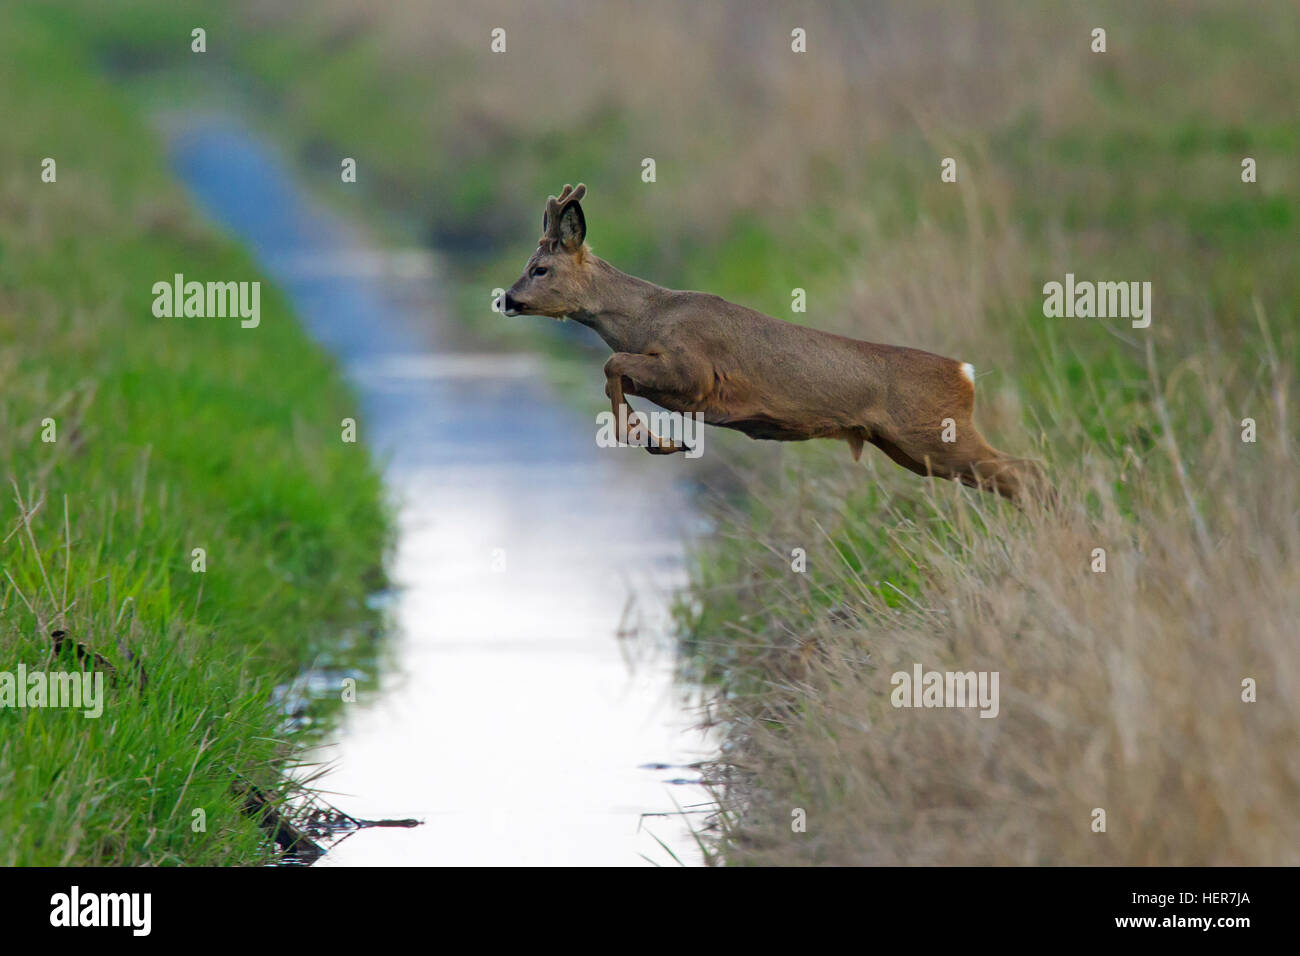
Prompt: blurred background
<box><xmin>1</xmin><ymin>0</ymin><xmax>1296</xmax><ymax>866</ymax></box>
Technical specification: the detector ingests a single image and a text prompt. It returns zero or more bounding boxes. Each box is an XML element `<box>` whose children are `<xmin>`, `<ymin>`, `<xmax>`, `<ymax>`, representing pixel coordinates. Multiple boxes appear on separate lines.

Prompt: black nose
<box><xmin>503</xmin><ymin>292</ymin><xmax>520</xmax><ymax>313</ymax></box>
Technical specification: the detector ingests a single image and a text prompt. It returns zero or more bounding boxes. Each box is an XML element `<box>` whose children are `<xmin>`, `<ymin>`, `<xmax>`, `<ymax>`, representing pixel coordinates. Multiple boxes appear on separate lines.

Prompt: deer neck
<box><xmin>567</xmin><ymin>256</ymin><xmax>662</xmax><ymax>353</ymax></box>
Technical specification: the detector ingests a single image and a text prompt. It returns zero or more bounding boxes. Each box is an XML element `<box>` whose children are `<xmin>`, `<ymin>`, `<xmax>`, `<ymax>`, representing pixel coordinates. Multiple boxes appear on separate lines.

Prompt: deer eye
<box><xmin>531</xmin><ymin>266</ymin><xmax>548</xmax><ymax>278</ymax></box>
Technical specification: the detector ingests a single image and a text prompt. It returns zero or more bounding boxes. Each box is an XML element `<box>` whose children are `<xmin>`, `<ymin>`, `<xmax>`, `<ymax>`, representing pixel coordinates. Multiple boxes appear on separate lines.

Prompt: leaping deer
<box><xmin>503</xmin><ymin>183</ymin><xmax>1047</xmax><ymax>503</ymax></box>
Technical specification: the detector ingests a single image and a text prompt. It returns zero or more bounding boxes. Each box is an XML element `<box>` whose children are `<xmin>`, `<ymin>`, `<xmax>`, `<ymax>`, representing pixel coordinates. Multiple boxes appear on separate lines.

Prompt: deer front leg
<box><xmin>603</xmin><ymin>352</ymin><xmax>694</xmax><ymax>455</ymax></box>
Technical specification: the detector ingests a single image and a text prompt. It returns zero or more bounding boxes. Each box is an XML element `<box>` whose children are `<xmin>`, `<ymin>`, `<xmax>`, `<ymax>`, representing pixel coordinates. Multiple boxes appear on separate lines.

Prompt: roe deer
<box><xmin>504</xmin><ymin>184</ymin><xmax>1048</xmax><ymax>503</ymax></box>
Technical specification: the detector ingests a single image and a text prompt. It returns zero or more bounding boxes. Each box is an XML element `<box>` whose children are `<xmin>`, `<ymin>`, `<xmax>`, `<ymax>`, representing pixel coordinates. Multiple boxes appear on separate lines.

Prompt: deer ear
<box><xmin>557</xmin><ymin>200</ymin><xmax>585</xmax><ymax>251</ymax></box>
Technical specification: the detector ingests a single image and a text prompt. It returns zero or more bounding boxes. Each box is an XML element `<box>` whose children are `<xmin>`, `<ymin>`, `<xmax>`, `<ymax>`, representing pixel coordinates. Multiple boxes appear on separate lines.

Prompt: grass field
<box><xmin>15</xmin><ymin>0</ymin><xmax>1299</xmax><ymax>864</ymax></box>
<box><xmin>0</xmin><ymin>5</ymin><xmax>389</xmax><ymax>864</ymax></box>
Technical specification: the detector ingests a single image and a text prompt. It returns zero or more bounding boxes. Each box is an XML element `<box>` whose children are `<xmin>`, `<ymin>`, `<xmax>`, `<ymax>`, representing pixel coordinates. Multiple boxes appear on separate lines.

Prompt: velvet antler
<box><xmin>542</xmin><ymin>183</ymin><xmax>588</xmax><ymax>243</ymax></box>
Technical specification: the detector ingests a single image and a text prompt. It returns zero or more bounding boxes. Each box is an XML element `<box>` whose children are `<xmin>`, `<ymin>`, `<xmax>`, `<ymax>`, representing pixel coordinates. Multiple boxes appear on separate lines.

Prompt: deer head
<box><xmin>503</xmin><ymin>183</ymin><xmax>594</xmax><ymax>318</ymax></box>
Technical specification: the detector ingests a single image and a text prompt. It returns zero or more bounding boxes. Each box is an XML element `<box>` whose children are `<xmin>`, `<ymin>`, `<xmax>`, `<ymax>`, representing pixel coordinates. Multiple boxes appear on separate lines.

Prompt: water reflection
<box><xmin>166</xmin><ymin>116</ymin><xmax>714</xmax><ymax>866</ymax></box>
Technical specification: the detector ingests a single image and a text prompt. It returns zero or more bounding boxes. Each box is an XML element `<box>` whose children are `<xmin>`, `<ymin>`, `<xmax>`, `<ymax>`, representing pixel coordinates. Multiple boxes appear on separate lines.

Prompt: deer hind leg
<box><xmin>603</xmin><ymin>352</ymin><xmax>696</xmax><ymax>455</ymax></box>
<box><xmin>869</xmin><ymin>426</ymin><xmax>1022</xmax><ymax>500</ymax></box>
<box><xmin>868</xmin><ymin>359</ymin><xmax>1041</xmax><ymax>501</ymax></box>
<box><xmin>934</xmin><ymin>432</ymin><xmax>1026</xmax><ymax>500</ymax></box>
<box><xmin>867</xmin><ymin>433</ymin><xmax>931</xmax><ymax>479</ymax></box>
<box><xmin>890</xmin><ymin>416</ymin><xmax>1039</xmax><ymax>501</ymax></box>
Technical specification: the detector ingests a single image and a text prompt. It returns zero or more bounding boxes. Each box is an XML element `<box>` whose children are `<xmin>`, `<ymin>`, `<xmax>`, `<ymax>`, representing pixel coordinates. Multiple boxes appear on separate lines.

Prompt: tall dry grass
<box><xmin>699</xmin><ymin>312</ymin><xmax>1297</xmax><ymax>864</ymax></box>
<box><xmin>240</xmin><ymin>0</ymin><xmax>1090</xmax><ymax>230</ymax></box>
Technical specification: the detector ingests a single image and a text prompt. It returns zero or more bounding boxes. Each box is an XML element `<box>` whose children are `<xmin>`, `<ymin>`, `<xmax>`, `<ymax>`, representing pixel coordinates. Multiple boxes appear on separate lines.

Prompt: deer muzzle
<box><xmin>502</xmin><ymin>291</ymin><xmax>524</xmax><ymax>316</ymax></box>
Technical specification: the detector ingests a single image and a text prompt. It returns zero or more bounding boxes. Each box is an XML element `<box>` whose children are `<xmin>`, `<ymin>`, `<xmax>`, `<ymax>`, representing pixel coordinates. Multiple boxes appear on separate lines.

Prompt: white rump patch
<box><xmin>960</xmin><ymin>362</ymin><xmax>976</xmax><ymax>384</ymax></box>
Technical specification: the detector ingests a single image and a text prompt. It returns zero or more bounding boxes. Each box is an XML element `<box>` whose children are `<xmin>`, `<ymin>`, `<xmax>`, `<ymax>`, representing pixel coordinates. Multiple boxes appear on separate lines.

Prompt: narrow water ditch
<box><xmin>163</xmin><ymin>114</ymin><xmax>715</xmax><ymax>866</ymax></box>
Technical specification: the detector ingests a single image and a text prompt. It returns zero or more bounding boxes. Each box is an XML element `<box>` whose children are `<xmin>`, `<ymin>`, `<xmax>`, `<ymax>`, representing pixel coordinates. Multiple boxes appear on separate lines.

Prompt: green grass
<box><xmin>0</xmin><ymin>5</ymin><xmax>389</xmax><ymax>864</ymax></box>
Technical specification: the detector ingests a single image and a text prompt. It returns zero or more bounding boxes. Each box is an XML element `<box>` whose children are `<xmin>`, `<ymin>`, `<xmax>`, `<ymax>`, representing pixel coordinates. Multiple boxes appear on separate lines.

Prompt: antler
<box><xmin>543</xmin><ymin>183</ymin><xmax>588</xmax><ymax>241</ymax></box>
<box><xmin>556</xmin><ymin>183</ymin><xmax>585</xmax><ymax>205</ymax></box>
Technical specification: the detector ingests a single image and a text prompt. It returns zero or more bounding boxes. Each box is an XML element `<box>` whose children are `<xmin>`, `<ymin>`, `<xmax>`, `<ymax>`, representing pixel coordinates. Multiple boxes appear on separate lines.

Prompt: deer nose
<box><xmin>503</xmin><ymin>292</ymin><xmax>522</xmax><ymax>315</ymax></box>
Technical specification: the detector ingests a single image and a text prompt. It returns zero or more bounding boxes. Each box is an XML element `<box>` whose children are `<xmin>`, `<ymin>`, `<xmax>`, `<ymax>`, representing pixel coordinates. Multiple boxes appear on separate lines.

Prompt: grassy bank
<box><xmin>0</xmin><ymin>6</ymin><xmax>389</xmax><ymax>864</ymax></box>
<box><xmin>46</xmin><ymin>0</ymin><xmax>1300</xmax><ymax>864</ymax></box>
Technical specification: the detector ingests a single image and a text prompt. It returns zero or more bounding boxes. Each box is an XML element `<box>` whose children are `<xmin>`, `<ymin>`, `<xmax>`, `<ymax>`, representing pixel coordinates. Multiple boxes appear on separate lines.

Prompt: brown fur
<box><xmin>504</xmin><ymin>184</ymin><xmax>1048</xmax><ymax>503</ymax></box>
